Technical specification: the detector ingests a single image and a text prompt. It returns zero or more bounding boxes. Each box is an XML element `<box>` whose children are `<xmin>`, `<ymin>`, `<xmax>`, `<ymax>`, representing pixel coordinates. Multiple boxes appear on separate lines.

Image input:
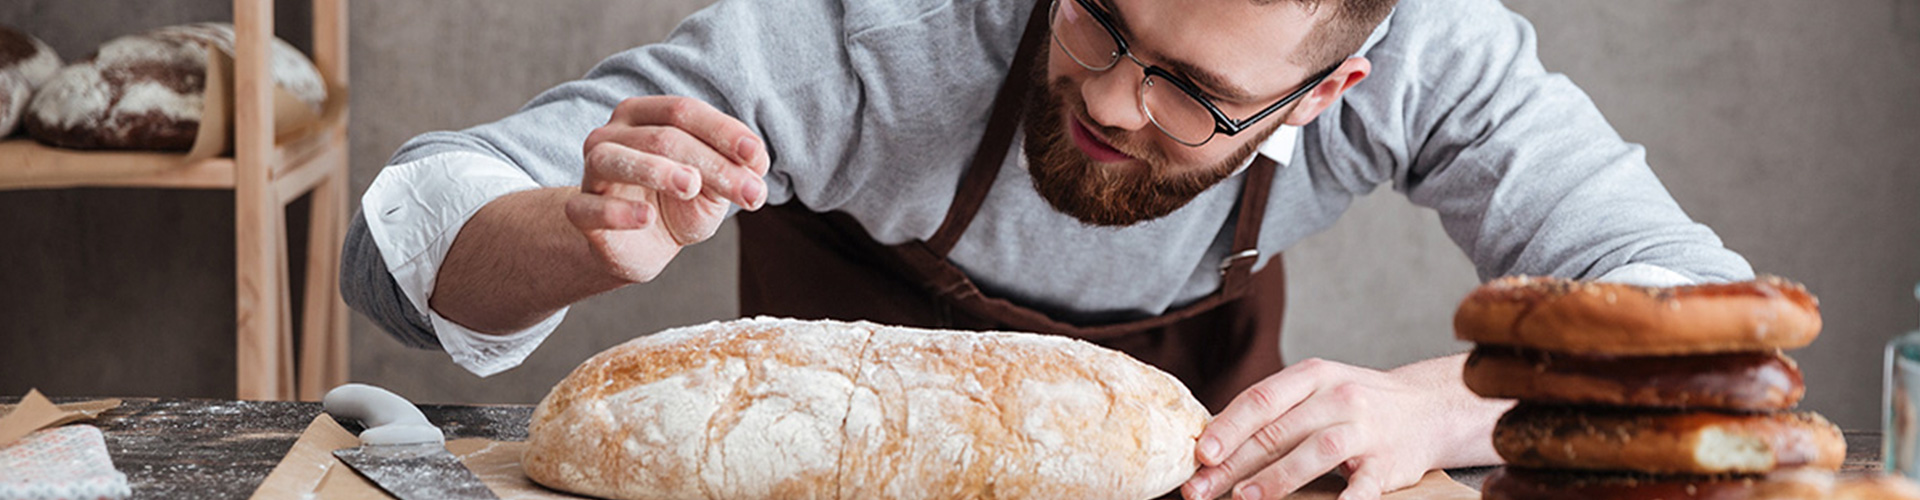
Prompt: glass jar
<box><xmin>1885</xmin><ymin>283</ymin><xmax>1920</xmax><ymax>479</ymax></box>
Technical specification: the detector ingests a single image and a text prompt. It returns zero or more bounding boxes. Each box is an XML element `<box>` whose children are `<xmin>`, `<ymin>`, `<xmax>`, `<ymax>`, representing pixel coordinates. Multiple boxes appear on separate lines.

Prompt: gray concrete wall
<box><xmin>1</xmin><ymin>0</ymin><xmax>1914</xmax><ymax>433</ymax></box>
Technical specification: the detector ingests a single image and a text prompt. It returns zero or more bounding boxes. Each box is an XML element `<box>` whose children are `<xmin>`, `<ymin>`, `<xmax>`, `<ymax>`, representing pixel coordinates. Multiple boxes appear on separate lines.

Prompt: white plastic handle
<box><xmin>322</xmin><ymin>383</ymin><xmax>445</xmax><ymax>446</ymax></box>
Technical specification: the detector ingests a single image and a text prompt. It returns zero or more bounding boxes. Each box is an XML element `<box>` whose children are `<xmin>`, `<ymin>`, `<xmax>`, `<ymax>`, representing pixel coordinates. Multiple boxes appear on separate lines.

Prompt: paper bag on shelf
<box><xmin>185</xmin><ymin>39</ymin><xmax>327</xmax><ymax>164</ymax></box>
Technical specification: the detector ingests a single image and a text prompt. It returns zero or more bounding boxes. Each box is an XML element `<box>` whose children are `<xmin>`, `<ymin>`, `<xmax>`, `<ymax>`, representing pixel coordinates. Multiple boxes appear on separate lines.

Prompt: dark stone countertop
<box><xmin>5</xmin><ymin>397</ymin><xmax>533</xmax><ymax>500</ymax></box>
<box><xmin>0</xmin><ymin>397</ymin><xmax>1892</xmax><ymax>498</ymax></box>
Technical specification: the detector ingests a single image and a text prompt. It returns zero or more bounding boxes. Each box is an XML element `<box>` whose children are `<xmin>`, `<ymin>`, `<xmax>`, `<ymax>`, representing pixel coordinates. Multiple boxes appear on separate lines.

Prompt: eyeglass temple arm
<box><xmin>1211</xmin><ymin>64</ymin><xmax>1340</xmax><ymax>137</ymax></box>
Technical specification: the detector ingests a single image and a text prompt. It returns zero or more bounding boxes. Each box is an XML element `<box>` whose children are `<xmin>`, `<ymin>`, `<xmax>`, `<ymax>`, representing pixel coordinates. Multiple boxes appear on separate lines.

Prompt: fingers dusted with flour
<box><xmin>593</xmin><ymin>95</ymin><xmax>770</xmax><ymax>208</ymax></box>
<box><xmin>566</xmin><ymin>95</ymin><xmax>774</xmax><ymax>283</ymax></box>
<box><xmin>430</xmin><ymin>95</ymin><xmax>773</xmax><ymax>334</ymax></box>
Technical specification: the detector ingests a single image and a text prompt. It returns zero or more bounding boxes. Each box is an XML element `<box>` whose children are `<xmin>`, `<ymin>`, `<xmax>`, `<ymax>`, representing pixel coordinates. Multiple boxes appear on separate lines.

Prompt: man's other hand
<box><xmin>1181</xmin><ymin>356</ymin><xmax>1505</xmax><ymax>500</ymax></box>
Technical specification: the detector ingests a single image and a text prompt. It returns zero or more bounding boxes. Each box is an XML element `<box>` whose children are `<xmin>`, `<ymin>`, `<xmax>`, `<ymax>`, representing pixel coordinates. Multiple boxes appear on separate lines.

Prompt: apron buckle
<box><xmin>1218</xmin><ymin>249</ymin><xmax>1260</xmax><ymax>275</ymax></box>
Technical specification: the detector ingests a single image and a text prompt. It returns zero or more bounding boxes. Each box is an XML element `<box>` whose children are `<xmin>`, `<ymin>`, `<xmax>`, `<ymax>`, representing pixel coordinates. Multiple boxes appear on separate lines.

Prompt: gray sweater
<box><xmin>342</xmin><ymin>0</ymin><xmax>1752</xmax><ymax>366</ymax></box>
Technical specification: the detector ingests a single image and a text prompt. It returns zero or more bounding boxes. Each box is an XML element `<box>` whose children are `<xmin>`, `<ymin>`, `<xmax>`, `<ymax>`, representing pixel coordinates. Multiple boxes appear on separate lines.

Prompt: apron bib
<box><xmin>737</xmin><ymin>0</ymin><xmax>1285</xmax><ymax>411</ymax></box>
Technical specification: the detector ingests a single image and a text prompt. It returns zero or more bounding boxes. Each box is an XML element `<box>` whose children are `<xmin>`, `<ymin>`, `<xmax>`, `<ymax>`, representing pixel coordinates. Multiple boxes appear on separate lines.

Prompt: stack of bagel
<box><xmin>1451</xmin><ymin>275</ymin><xmax>1909</xmax><ymax>499</ymax></box>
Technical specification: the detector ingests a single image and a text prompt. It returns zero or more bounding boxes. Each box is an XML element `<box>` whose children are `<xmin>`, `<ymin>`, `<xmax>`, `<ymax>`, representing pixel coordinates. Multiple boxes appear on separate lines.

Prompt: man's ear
<box><xmin>1282</xmin><ymin>57</ymin><xmax>1371</xmax><ymax>126</ymax></box>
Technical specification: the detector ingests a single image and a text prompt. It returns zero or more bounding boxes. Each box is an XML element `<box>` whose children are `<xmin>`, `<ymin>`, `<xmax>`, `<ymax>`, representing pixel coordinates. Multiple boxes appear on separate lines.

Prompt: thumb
<box><xmin>1335</xmin><ymin>458</ymin><xmax>1393</xmax><ymax>500</ymax></box>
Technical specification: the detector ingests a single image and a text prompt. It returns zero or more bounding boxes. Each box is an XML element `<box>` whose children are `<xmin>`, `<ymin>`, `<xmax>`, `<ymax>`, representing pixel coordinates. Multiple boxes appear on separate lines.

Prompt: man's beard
<box><xmin>1020</xmin><ymin>52</ymin><xmax>1280</xmax><ymax>227</ymax></box>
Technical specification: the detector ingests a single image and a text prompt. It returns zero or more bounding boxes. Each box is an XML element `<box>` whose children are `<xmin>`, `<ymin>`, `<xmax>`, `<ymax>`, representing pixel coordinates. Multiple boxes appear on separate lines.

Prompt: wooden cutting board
<box><xmin>453</xmin><ymin>440</ymin><xmax>1478</xmax><ymax>500</ymax></box>
<box><xmin>252</xmin><ymin>414</ymin><xmax>1479</xmax><ymax>500</ymax></box>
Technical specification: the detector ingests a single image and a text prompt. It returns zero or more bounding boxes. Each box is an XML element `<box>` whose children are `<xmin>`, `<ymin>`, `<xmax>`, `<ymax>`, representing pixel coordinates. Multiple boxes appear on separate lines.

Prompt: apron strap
<box><xmin>900</xmin><ymin>157</ymin><xmax>1279</xmax><ymax>340</ymax></box>
<box><xmin>1220</xmin><ymin>156</ymin><xmax>1278</xmax><ymax>295</ymax></box>
<box><xmin>907</xmin><ymin>0</ymin><xmax>1278</xmax><ymax>336</ymax></box>
<box><xmin>926</xmin><ymin>0</ymin><xmax>1055</xmax><ymax>257</ymax></box>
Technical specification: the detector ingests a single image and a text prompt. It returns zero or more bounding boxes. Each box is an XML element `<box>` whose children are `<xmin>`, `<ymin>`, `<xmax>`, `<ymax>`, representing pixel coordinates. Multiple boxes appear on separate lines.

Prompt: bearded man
<box><xmin>342</xmin><ymin>0</ymin><xmax>1753</xmax><ymax>498</ymax></box>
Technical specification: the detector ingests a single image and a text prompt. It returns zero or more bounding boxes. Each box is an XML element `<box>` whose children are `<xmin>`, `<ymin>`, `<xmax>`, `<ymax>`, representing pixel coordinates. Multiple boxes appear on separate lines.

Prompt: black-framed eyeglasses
<box><xmin>1050</xmin><ymin>0</ymin><xmax>1338</xmax><ymax>147</ymax></box>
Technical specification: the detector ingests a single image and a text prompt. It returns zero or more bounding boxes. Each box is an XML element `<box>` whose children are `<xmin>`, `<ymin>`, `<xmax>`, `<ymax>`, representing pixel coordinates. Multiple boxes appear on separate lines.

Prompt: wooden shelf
<box><xmin>0</xmin><ymin>140</ymin><xmax>238</xmax><ymax>189</ymax></box>
<box><xmin>0</xmin><ymin>86</ymin><xmax>348</xmax><ymax>193</ymax></box>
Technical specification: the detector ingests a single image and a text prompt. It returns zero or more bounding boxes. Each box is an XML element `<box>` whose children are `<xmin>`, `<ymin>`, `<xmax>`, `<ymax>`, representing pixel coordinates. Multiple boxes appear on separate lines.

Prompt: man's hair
<box><xmin>1260</xmin><ymin>0</ymin><xmax>1397</xmax><ymax>69</ymax></box>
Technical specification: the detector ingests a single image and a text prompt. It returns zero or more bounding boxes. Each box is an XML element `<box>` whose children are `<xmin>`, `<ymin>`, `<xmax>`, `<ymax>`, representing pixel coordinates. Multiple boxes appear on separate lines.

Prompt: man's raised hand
<box><xmin>567</xmin><ymin>96</ymin><xmax>771</xmax><ymax>283</ymax></box>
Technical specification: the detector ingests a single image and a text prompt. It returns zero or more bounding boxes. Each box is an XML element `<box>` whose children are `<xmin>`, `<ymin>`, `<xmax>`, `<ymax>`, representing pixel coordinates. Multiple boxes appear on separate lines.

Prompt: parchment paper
<box><xmin>249</xmin><ymin>414</ymin><xmax>589</xmax><ymax>500</ymax></box>
<box><xmin>250</xmin><ymin>415</ymin><xmax>1476</xmax><ymax>500</ymax></box>
<box><xmin>0</xmin><ymin>389</ymin><xmax>121</xmax><ymax>448</ymax></box>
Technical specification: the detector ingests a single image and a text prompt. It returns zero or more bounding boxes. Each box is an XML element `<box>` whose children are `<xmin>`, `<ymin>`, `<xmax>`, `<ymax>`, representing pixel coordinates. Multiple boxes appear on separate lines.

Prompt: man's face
<box><xmin>1023</xmin><ymin>0</ymin><xmax>1329</xmax><ymax>226</ymax></box>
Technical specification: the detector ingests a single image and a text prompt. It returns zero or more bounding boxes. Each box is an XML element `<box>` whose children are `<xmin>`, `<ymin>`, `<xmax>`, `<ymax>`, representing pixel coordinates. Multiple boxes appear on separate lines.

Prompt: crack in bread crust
<box><xmin>830</xmin><ymin>324</ymin><xmax>879</xmax><ymax>500</ymax></box>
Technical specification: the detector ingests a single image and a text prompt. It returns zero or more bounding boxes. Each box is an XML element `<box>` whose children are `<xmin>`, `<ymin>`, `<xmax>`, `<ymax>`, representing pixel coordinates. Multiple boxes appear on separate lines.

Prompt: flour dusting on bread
<box><xmin>526</xmin><ymin>317</ymin><xmax>1209</xmax><ymax>500</ymax></box>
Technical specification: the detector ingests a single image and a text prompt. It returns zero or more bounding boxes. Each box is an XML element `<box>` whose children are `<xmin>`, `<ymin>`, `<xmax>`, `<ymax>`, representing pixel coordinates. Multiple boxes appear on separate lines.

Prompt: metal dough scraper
<box><xmin>323</xmin><ymin>383</ymin><xmax>499</xmax><ymax>500</ymax></box>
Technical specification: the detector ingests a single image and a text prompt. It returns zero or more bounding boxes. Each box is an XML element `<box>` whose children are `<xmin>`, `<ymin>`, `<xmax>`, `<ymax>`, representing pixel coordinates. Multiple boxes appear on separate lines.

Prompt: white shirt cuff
<box><xmin>360</xmin><ymin>151</ymin><xmax>567</xmax><ymax>377</ymax></box>
<box><xmin>1595</xmin><ymin>263</ymin><xmax>1697</xmax><ymax>287</ymax></box>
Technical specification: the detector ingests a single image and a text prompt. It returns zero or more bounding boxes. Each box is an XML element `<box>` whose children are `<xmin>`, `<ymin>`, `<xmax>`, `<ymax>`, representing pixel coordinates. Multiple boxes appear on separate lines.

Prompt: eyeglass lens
<box><xmin>1052</xmin><ymin>0</ymin><xmax>1220</xmax><ymax>145</ymax></box>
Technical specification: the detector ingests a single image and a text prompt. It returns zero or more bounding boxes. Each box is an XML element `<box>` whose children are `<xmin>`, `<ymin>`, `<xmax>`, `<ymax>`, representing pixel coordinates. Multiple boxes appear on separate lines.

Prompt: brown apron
<box><xmin>736</xmin><ymin>0</ymin><xmax>1286</xmax><ymax>412</ymax></box>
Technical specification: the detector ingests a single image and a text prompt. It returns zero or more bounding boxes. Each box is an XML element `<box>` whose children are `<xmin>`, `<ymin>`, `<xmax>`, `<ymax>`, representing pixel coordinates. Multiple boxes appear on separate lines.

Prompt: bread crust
<box><xmin>0</xmin><ymin>25</ymin><xmax>61</xmax><ymax>87</ymax></box>
<box><xmin>1492</xmin><ymin>405</ymin><xmax>1845</xmax><ymax>475</ymax></box>
<box><xmin>1454</xmin><ymin>276</ymin><xmax>1821</xmax><ymax>355</ymax></box>
<box><xmin>1463</xmin><ymin>346</ymin><xmax>1805</xmax><ymax>411</ymax></box>
<box><xmin>524</xmin><ymin>317</ymin><xmax>1211</xmax><ymax>500</ymax></box>
<box><xmin>1481</xmin><ymin>468</ymin><xmax>1831</xmax><ymax>500</ymax></box>
<box><xmin>1</xmin><ymin>70</ymin><xmax>26</xmax><ymax>138</ymax></box>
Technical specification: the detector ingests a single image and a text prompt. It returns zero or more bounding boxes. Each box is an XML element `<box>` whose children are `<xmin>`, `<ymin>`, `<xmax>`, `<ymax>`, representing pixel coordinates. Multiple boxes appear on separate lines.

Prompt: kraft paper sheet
<box><xmin>250</xmin><ymin>414</ymin><xmax>1477</xmax><ymax>500</ymax></box>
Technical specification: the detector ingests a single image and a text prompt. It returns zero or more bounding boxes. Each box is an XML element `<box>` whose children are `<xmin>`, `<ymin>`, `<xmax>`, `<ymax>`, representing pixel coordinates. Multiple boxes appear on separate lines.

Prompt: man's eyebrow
<box><xmin>1157</xmin><ymin>58</ymin><xmax>1259</xmax><ymax>102</ymax></box>
<box><xmin>1092</xmin><ymin>0</ymin><xmax>1260</xmax><ymax>102</ymax></box>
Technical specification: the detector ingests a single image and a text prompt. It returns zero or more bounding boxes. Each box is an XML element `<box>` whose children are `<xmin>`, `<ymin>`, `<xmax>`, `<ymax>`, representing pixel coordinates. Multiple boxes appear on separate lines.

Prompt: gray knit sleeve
<box><xmin>340</xmin><ymin>211</ymin><xmax>441</xmax><ymax>349</ymax></box>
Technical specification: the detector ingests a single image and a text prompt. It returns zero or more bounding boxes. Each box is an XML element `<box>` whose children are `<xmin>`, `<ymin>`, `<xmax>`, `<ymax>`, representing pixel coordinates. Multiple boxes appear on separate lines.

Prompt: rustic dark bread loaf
<box><xmin>0</xmin><ymin>25</ymin><xmax>61</xmax><ymax>88</ymax></box>
<box><xmin>524</xmin><ymin>317</ymin><xmax>1211</xmax><ymax>500</ymax></box>
<box><xmin>1492</xmin><ymin>404</ymin><xmax>1845</xmax><ymax>475</ymax></box>
<box><xmin>1</xmin><ymin>26</ymin><xmax>61</xmax><ymax>138</ymax></box>
<box><xmin>25</xmin><ymin>23</ymin><xmax>325</xmax><ymax>151</ymax></box>
<box><xmin>0</xmin><ymin>70</ymin><xmax>27</xmax><ymax>138</ymax></box>
<box><xmin>1454</xmin><ymin>276</ymin><xmax>1821</xmax><ymax>355</ymax></box>
<box><xmin>1463</xmin><ymin>345</ymin><xmax>1805</xmax><ymax>411</ymax></box>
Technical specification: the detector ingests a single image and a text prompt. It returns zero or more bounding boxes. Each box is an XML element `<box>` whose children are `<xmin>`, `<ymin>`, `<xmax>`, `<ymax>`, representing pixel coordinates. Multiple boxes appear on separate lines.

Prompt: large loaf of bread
<box><xmin>524</xmin><ymin>317</ymin><xmax>1210</xmax><ymax>500</ymax></box>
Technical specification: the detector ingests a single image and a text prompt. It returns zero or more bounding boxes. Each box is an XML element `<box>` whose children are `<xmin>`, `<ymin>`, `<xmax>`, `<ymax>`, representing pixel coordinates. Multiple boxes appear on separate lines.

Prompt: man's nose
<box><xmin>1081</xmin><ymin>65</ymin><xmax>1150</xmax><ymax>132</ymax></box>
